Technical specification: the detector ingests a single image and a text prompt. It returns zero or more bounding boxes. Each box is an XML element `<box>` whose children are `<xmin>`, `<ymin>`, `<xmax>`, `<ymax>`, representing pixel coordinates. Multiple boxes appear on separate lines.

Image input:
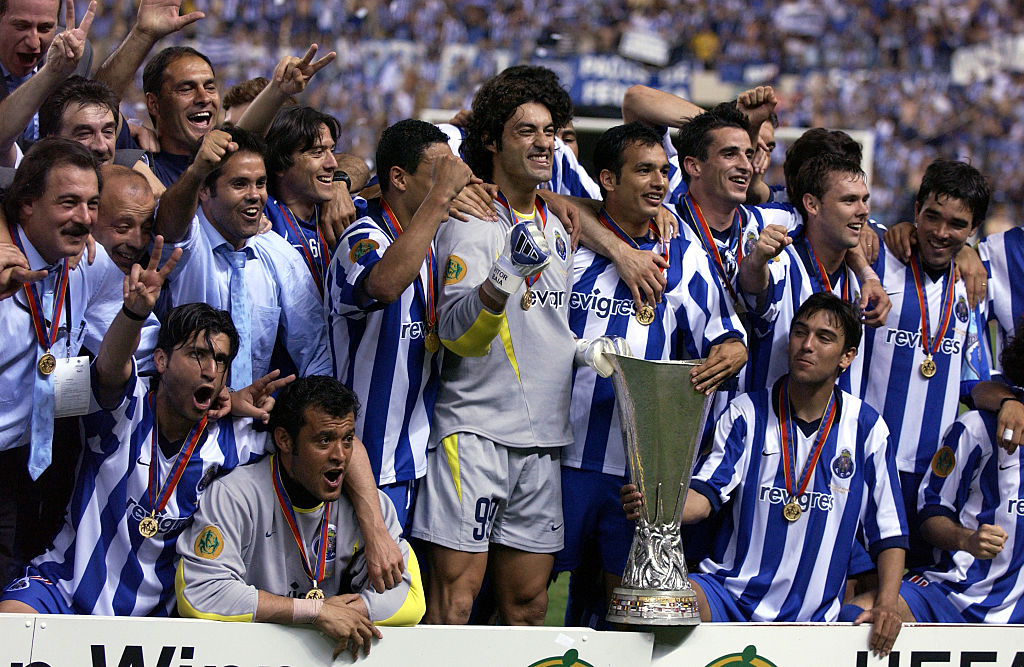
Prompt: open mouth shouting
<box><xmin>193</xmin><ymin>385</ymin><xmax>215</xmax><ymax>411</ymax></box>
<box><xmin>323</xmin><ymin>467</ymin><xmax>344</xmax><ymax>490</ymax></box>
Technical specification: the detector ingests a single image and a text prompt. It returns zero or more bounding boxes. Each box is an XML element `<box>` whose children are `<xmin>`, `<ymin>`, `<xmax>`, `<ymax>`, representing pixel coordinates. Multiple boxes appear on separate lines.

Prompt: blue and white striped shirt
<box><xmin>325</xmin><ymin>199</ymin><xmax>438</xmax><ymax>485</ymax></box>
<box><xmin>30</xmin><ymin>367</ymin><xmax>268</xmax><ymax>616</ymax></box>
<box><xmin>859</xmin><ymin>246</ymin><xmax>990</xmax><ymax>474</ymax></box>
<box><xmin>915</xmin><ymin>410</ymin><xmax>1024</xmax><ymax>623</ymax></box>
<box><xmin>691</xmin><ymin>381</ymin><xmax>908</xmax><ymax>621</ymax></box>
<box><xmin>978</xmin><ymin>226</ymin><xmax>1024</xmax><ymax>374</ymax></box>
<box><xmin>565</xmin><ymin>231</ymin><xmax>745</xmax><ymax>476</ymax></box>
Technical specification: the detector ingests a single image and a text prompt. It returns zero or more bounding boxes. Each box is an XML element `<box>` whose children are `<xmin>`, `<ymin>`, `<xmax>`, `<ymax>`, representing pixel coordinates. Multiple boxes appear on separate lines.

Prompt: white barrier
<box><xmin>3</xmin><ymin>615</ymin><xmax>1023</xmax><ymax>667</ymax></box>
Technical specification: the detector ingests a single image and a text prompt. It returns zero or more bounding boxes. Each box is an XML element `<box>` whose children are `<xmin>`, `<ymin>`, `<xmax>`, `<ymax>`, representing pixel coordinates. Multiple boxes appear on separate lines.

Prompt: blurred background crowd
<box><xmin>91</xmin><ymin>0</ymin><xmax>1024</xmax><ymax>233</ymax></box>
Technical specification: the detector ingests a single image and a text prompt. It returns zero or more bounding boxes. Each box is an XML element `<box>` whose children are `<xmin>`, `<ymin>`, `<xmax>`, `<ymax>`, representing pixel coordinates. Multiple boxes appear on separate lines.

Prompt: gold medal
<box><xmin>920</xmin><ymin>356</ymin><xmax>937</xmax><ymax>379</ymax></box>
<box><xmin>782</xmin><ymin>499</ymin><xmax>802</xmax><ymax>523</ymax></box>
<box><xmin>520</xmin><ymin>289</ymin><xmax>533</xmax><ymax>311</ymax></box>
<box><xmin>636</xmin><ymin>304</ymin><xmax>655</xmax><ymax>326</ymax></box>
<box><xmin>305</xmin><ymin>587</ymin><xmax>325</xmax><ymax>600</ymax></box>
<box><xmin>425</xmin><ymin>330</ymin><xmax>440</xmax><ymax>354</ymax></box>
<box><xmin>139</xmin><ymin>513</ymin><xmax>159</xmax><ymax>538</ymax></box>
<box><xmin>38</xmin><ymin>352</ymin><xmax>56</xmax><ymax>375</ymax></box>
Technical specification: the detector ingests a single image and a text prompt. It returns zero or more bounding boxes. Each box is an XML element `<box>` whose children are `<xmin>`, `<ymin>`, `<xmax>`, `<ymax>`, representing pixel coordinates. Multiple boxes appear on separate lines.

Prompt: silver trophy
<box><xmin>605</xmin><ymin>355</ymin><xmax>712</xmax><ymax>625</ymax></box>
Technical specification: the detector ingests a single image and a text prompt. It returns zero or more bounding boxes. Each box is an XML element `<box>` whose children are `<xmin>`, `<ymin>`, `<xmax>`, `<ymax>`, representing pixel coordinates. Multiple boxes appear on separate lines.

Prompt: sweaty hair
<box><xmin>39</xmin><ymin>76</ymin><xmax>119</xmax><ymax>139</ymax></box>
<box><xmin>915</xmin><ymin>159</ymin><xmax>990</xmax><ymax>229</ymax></box>
<box><xmin>592</xmin><ymin>121</ymin><xmax>664</xmax><ymax>198</ymax></box>
<box><xmin>201</xmin><ymin>125</ymin><xmax>266</xmax><ymax>194</ymax></box>
<box><xmin>791</xmin><ymin>153</ymin><xmax>865</xmax><ymax>221</ymax></box>
<box><xmin>268</xmin><ymin>376</ymin><xmax>361</xmax><ymax>445</ymax></box>
<box><xmin>792</xmin><ymin>292</ymin><xmax>863</xmax><ymax>352</ymax></box>
<box><xmin>464</xmin><ymin>65</ymin><xmax>573</xmax><ymax>182</ymax></box>
<box><xmin>673</xmin><ymin>102</ymin><xmax>750</xmax><ymax>184</ymax></box>
<box><xmin>264</xmin><ymin>106</ymin><xmax>341</xmax><ymax>195</ymax></box>
<box><xmin>155</xmin><ymin>302</ymin><xmax>239</xmax><ymax>362</ymax></box>
<box><xmin>375</xmin><ymin>118</ymin><xmax>449</xmax><ymax>195</ymax></box>
<box><xmin>4</xmin><ymin>138</ymin><xmax>101</xmax><ymax>226</ymax></box>
<box><xmin>784</xmin><ymin>128</ymin><xmax>862</xmax><ymax>203</ymax></box>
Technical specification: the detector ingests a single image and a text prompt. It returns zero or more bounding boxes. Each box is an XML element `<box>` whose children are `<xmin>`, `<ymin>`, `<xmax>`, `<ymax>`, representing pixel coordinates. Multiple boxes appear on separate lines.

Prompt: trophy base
<box><xmin>605</xmin><ymin>586</ymin><xmax>701</xmax><ymax>626</ymax></box>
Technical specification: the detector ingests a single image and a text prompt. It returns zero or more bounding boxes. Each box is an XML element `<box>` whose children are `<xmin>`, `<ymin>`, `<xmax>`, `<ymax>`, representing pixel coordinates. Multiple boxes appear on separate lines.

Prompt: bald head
<box><xmin>96</xmin><ymin>165</ymin><xmax>156</xmax><ymax>273</ymax></box>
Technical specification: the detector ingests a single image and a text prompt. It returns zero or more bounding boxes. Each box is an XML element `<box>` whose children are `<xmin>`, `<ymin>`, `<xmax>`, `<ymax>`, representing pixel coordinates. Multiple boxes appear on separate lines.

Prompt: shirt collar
<box><xmin>13</xmin><ymin>224</ymin><xmax>60</xmax><ymax>272</ymax></box>
<box><xmin>1</xmin><ymin>62</ymin><xmax>37</xmax><ymax>88</ymax></box>
<box><xmin>197</xmin><ymin>206</ymin><xmax>256</xmax><ymax>259</ymax></box>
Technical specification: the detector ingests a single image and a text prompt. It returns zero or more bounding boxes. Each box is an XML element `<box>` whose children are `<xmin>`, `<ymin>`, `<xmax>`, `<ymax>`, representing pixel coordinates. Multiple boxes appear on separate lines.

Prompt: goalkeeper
<box><xmin>411</xmin><ymin>66</ymin><xmax>623</xmax><ymax>626</ymax></box>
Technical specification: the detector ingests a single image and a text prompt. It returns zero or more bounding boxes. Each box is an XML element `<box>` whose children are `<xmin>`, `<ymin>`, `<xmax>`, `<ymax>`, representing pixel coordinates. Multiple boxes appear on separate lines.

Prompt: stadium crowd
<box><xmin>0</xmin><ymin>0</ymin><xmax>1022</xmax><ymax>661</ymax></box>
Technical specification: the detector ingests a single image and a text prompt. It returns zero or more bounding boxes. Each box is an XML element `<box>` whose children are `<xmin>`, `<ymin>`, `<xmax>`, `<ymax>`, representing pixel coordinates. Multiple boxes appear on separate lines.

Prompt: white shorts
<box><xmin>411</xmin><ymin>432</ymin><xmax>563</xmax><ymax>553</ymax></box>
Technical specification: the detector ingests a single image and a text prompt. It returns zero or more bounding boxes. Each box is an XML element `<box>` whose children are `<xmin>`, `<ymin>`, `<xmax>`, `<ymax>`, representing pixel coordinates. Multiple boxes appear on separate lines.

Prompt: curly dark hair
<box><xmin>915</xmin><ymin>159</ymin><xmax>990</xmax><ymax>229</ymax></box>
<box><xmin>463</xmin><ymin>66</ymin><xmax>573</xmax><ymax>182</ymax></box>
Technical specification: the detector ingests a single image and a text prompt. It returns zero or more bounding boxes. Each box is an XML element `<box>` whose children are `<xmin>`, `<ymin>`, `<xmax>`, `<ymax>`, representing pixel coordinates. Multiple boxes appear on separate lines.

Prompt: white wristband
<box><xmin>858</xmin><ymin>266</ymin><xmax>879</xmax><ymax>283</ymax></box>
<box><xmin>292</xmin><ymin>597</ymin><xmax>325</xmax><ymax>625</ymax></box>
<box><xmin>488</xmin><ymin>256</ymin><xmax>525</xmax><ymax>296</ymax></box>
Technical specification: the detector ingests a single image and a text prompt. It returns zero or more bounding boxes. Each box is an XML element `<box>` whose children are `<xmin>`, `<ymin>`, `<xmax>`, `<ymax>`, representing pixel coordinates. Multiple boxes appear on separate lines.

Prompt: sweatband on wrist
<box><xmin>292</xmin><ymin>597</ymin><xmax>324</xmax><ymax>625</ymax></box>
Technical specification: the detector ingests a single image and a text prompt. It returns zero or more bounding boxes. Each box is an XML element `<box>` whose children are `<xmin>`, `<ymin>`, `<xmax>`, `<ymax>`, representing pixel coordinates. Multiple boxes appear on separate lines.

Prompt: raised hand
<box><xmin>192</xmin><ymin>129</ymin><xmax>237</xmax><ymax>178</ymax></box>
<box><xmin>229</xmin><ymin>370</ymin><xmax>296</xmax><ymax>423</ymax></box>
<box><xmin>45</xmin><ymin>0</ymin><xmax>95</xmax><ymax>77</ymax></box>
<box><xmin>122</xmin><ymin>235</ymin><xmax>181</xmax><ymax>317</ymax></box>
<box><xmin>273</xmin><ymin>44</ymin><xmax>337</xmax><ymax>96</ymax></box>
<box><xmin>135</xmin><ymin>0</ymin><xmax>205</xmax><ymax>42</ymax></box>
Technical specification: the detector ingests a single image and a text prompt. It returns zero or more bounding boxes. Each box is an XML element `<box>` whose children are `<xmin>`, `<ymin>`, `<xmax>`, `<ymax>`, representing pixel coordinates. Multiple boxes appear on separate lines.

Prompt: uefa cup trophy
<box><xmin>605</xmin><ymin>355</ymin><xmax>712</xmax><ymax>625</ymax></box>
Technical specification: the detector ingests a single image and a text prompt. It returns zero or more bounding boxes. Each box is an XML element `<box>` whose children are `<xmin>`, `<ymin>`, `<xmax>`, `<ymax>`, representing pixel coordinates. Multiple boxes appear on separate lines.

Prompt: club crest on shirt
<box><xmin>831</xmin><ymin>448</ymin><xmax>855</xmax><ymax>479</ymax></box>
<box><xmin>313</xmin><ymin>524</ymin><xmax>338</xmax><ymax>563</ymax></box>
<box><xmin>743</xmin><ymin>230</ymin><xmax>758</xmax><ymax>257</ymax></box>
<box><xmin>444</xmin><ymin>255</ymin><xmax>467</xmax><ymax>285</ymax></box>
<box><xmin>955</xmin><ymin>295</ymin><xmax>969</xmax><ymax>323</ymax></box>
<box><xmin>349</xmin><ymin>238</ymin><xmax>379</xmax><ymax>263</ymax></box>
<box><xmin>4</xmin><ymin>576</ymin><xmax>30</xmax><ymax>592</ymax></box>
<box><xmin>931</xmin><ymin>446</ymin><xmax>956</xmax><ymax>478</ymax></box>
<box><xmin>197</xmin><ymin>464</ymin><xmax>220</xmax><ymax>493</ymax></box>
<box><xmin>194</xmin><ymin>525</ymin><xmax>225</xmax><ymax>559</ymax></box>
<box><xmin>554</xmin><ymin>230</ymin><xmax>568</xmax><ymax>261</ymax></box>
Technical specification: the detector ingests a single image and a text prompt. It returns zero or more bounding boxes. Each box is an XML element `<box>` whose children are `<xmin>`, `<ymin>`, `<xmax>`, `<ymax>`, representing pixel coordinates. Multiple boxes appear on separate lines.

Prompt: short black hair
<box><xmin>142</xmin><ymin>46</ymin><xmax>214</xmax><ymax>125</ymax></box>
<box><xmin>201</xmin><ymin>125</ymin><xmax>266</xmax><ymax>194</ymax></box>
<box><xmin>915</xmin><ymin>159</ymin><xmax>990</xmax><ymax>229</ymax></box>
<box><xmin>791</xmin><ymin>153</ymin><xmax>865</xmax><ymax>221</ymax></box>
<box><xmin>155</xmin><ymin>302</ymin><xmax>239</xmax><ymax>363</ymax></box>
<box><xmin>375</xmin><ymin>119</ymin><xmax>449</xmax><ymax>195</ymax></box>
<box><xmin>268</xmin><ymin>376</ymin><xmax>360</xmax><ymax>446</ymax></box>
<box><xmin>673</xmin><ymin>102</ymin><xmax>750</xmax><ymax>184</ymax></box>
<box><xmin>265</xmin><ymin>106</ymin><xmax>341</xmax><ymax>196</ymax></box>
<box><xmin>783</xmin><ymin>128</ymin><xmax>862</xmax><ymax>204</ymax></box>
<box><xmin>792</xmin><ymin>292</ymin><xmax>863</xmax><ymax>352</ymax></box>
<box><xmin>464</xmin><ymin>66</ymin><xmax>573</xmax><ymax>182</ymax></box>
<box><xmin>592</xmin><ymin>121</ymin><xmax>664</xmax><ymax>199</ymax></box>
<box><xmin>4</xmin><ymin>138</ymin><xmax>100</xmax><ymax>226</ymax></box>
<box><xmin>39</xmin><ymin>76</ymin><xmax>119</xmax><ymax>139</ymax></box>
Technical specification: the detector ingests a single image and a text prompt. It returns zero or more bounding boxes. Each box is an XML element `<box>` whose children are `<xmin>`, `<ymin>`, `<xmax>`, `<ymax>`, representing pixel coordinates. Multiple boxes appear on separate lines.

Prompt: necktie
<box><xmin>28</xmin><ymin>272</ymin><xmax>56</xmax><ymax>480</ymax></box>
<box><xmin>222</xmin><ymin>247</ymin><xmax>252</xmax><ymax>388</ymax></box>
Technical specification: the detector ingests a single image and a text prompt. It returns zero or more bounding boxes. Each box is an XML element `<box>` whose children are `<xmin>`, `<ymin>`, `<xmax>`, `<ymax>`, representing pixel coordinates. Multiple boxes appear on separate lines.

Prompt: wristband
<box><xmin>487</xmin><ymin>256</ymin><xmax>524</xmax><ymax>296</ymax></box>
<box><xmin>121</xmin><ymin>304</ymin><xmax>147</xmax><ymax>321</ymax></box>
<box><xmin>332</xmin><ymin>170</ymin><xmax>351</xmax><ymax>189</ymax></box>
<box><xmin>857</xmin><ymin>266</ymin><xmax>879</xmax><ymax>283</ymax></box>
<box><xmin>999</xmin><ymin>396</ymin><xmax>1022</xmax><ymax>411</ymax></box>
<box><xmin>292</xmin><ymin>597</ymin><xmax>324</xmax><ymax>624</ymax></box>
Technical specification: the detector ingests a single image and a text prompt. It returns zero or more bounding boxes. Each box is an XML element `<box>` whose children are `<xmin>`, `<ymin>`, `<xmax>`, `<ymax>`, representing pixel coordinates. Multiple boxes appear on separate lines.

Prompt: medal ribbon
<box><xmin>909</xmin><ymin>252</ymin><xmax>956</xmax><ymax>360</ymax></box>
<box><xmin>277</xmin><ymin>204</ymin><xmax>328</xmax><ymax>297</ymax></box>
<box><xmin>271</xmin><ymin>454</ymin><xmax>331</xmax><ymax>590</ymax></box>
<box><xmin>597</xmin><ymin>209</ymin><xmax>669</xmax><ymax>265</ymax></box>
<box><xmin>147</xmin><ymin>392</ymin><xmax>208</xmax><ymax>515</ymax></box>
<box><xmin>495</xmin><ymin>191</ymin><xmax>547</xmax><ymax>288</ymax></box>
<box><xmin>777</xmin><ymin>377</ymin><xmax>838</xmax><ymax>502</ymax></box>
<box><xmin>804</xmin><ymin>240</ymin><xmax>850</xmax><ymax>302</ymax></box>
<box><xmin>8</xmin><ymin>223</ymin><xmax>70</xmax><ymax>354</ymax></box>
<box><xmin>678</xmin><ymin>193</ymin><xmax>742</xmax><ymax>303</ymax></box>
<box><xmin>379</xmin><ymin>199</ymin><xmax>437</xmax><ymax>334</ymax></box>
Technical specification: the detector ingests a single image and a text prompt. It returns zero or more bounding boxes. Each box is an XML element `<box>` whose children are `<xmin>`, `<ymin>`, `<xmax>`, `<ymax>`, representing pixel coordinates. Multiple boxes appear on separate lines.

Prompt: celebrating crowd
<box><xmin>0</xmin><ymin>0</ymin><xmax>1022</xmax><ymax>661</ymax></box>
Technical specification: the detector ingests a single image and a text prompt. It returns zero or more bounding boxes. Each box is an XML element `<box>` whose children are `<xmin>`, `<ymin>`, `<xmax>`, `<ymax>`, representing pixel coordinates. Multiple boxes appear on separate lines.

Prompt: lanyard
<box><xmin>9</xmin><ymin>223</ymin><xmax>70</xmax><ymax>359</ymax></box>
<box><xmin>495</xmin><ymin>191</ymin><xmax>547</xmax><ymax>289</ymax></box>
<box><xmin>777</xmin><ymin>377</ymin><xmax>837</xmax><ymax>505</ymax></box>
<box><xmin>271</xmin><ymin>454</ymin><xmax>331</xmax><ymax>593</ymax></box>
<box><xmin>277</xmin><ymin>204</ymin><xmax>328</xmax><ymax>296</ymax></box>
<box><xmin>142</xmin><ymin>393</ymin><xmax>207</xmax><ymax>535</ymax></box>
<box><xmin>909</xmin><ymin>252</ymin><xmax>956</xmax><ymax>362</ymax></box>
<box><xmin>677</xmin><ymin>193</ymin><xmax>742</xmax><ymax>303</ymax></box>
<box><xmin>801</xmin><ymin>239</ymin><xmax>850</xmax><ymax>302</ymax></box>
<box><xmin>597</xmin><ymin>208</ymin><xmax>668</xmax><ymax>263</ymax></box>
<box><xmin>379</xmin><ymin>199</ymin><xmax>437</xmax><ymax>337</ymax></box>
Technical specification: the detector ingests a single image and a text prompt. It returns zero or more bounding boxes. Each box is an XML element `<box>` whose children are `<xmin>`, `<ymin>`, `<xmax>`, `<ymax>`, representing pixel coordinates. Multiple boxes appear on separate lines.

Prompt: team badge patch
<box><xmin>831</xmin><ymin>448</ymin><xmax>855</xmax><ymax>479</ymax></box>
<box><xmin>955</xmin><ymin>295</ymin><xmax>969</xmax><ymax>323</ymax></box>
<box><xmin>444</xmin><ymin>255</ymin><xmax>467</xmax><ymax>284</ymax></box>
<box><xmin>931</xmin><ymin>446</ymin><xmax>956</xmax><ymax>478</ymax></box>
<box><xmin>348</xmin><ymin>238</ymin><xmax>379</xmax><ymax>263</ymax></box>
<box><xmin>4</xmin><ymin>576</ymin><xmax>29</xmax><ymax>592</ymax></box>
<box><xmin>554</xmin><ymin>230</ymin><xmax>567</xmax><ymax>260</ymax></box>
<box><xmin>743</xmin><ymin>231</ymin><xmax>758</xmax><ymax>257</ymax></box>
<box><xmin>196</xmin><ymin>464</ymin><xmax>219</xmax><ymax>493</ymax></box>
<box><xmin>194</xmin><ymin>525</ymin><xmax>225</xmax><ymax>559</ymax></box>
<box><xmin>314</xmin><ymin>524</ymin><xmax>338</xmax><ymax>562</ymax></box>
